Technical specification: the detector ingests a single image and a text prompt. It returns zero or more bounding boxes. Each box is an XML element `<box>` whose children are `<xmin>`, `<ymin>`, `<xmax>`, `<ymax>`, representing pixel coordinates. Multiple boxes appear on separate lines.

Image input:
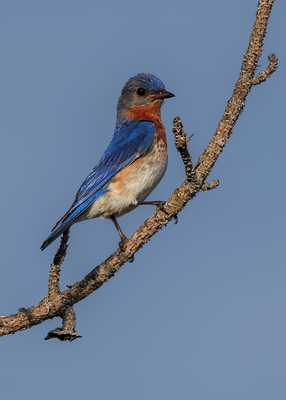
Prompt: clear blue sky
<box><xmin>0</xmin><ymin>1</ymin><xmax>285</xmax><ymax>399</ymax></box>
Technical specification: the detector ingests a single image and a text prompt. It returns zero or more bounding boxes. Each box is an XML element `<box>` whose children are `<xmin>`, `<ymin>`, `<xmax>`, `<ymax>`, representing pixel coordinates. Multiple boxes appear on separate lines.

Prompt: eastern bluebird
<box><xmin>41</xmin><ymin>73</ymin><xmax>174</xmax><ymax>250</ymax></box>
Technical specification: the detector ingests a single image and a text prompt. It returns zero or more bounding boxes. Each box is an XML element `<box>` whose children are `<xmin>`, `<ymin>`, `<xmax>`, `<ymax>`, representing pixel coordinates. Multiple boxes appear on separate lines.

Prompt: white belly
<box><xmin>82</xmin><ymin>141</ymin><xmax>168</xmax><ymax>220</ymax></box>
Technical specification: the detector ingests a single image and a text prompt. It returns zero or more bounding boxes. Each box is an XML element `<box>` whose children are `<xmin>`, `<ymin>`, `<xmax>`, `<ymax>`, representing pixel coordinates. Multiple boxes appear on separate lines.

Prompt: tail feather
<box><xmin>40</xmin><ymin>222</ymin><xmax>70</xmax><ymax>251</ymax></box>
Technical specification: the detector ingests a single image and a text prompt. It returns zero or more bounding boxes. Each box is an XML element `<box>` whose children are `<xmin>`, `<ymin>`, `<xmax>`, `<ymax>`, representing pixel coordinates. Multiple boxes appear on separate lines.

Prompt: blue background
<box><xmin>0</xmin><ymin>1</ymin><xmax>285</xmax><ymax>399</ymax></box>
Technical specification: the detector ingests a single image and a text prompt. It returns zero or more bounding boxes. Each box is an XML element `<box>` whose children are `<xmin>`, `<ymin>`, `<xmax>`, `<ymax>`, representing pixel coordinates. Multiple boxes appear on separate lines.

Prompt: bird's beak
<box><xmin>149</xmin><ymin>90</ymin><xmax>175</xmax><ymax>100</ymax></box>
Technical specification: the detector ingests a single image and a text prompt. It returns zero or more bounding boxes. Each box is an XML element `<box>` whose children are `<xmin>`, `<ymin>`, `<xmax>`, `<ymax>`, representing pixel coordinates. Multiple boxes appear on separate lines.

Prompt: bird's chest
<box><xmin>110</xmin><ymin>139</ymin><xmax>168</xmax><ymax>203</ymax></box>
<box><xmin>86</xmin><ymin>130</ymin><xmax>168</xmax><ymax>219</ymax></box>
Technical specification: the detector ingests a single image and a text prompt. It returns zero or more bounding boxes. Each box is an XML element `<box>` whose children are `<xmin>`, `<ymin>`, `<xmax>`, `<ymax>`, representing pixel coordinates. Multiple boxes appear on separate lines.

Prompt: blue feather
<box><xmin>40</xmin><ymin>120</ymin><xmax>156</xmax><ymax>250</ymax></box>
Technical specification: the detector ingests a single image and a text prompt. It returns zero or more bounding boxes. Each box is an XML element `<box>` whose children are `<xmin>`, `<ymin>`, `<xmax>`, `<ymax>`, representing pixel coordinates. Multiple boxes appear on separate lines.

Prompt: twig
<box><xmin>252</xmin><ymin>53</ymin><xmax>278</xmax><ymax>85</ymax></box>
<box><xmin>201</xmin><ymin>180</ymin><xmax>219</xmax><ymax>191</ymax></box>
<box><xmin>172</xmin><ymin>117</ymin><xmax>196</xmax><ymax>182</ymax></box>
<box><xmin>48</xmin><ymin>228</ymin><xmax>70</xmax><ymax>296</ymax></box>
<box><xmin>45</xmin><ymin>306</ymin><xmax>82</xmax><ymax>342</ymax></box>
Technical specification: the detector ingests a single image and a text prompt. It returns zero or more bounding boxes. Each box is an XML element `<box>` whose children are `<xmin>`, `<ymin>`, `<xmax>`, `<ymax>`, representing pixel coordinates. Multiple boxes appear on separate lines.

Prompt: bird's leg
<box><xmin>110</xmin><ymin>215</ymin><xmax>127</xmax><ymax>248</ymax></box>
<box><xmin>110</xmin><ymin>215</ymin><xmax>134</xmax><ymax>263</ymax></box>
<box><xmin>138</xmin><ymin>201</ymin><xmax>178</xmax><ymax>224</ymax></box>
<box><xmin>138</xmin><ymin>201</ymin><xmax>166</xmax><ymax>207</ymax></box>
<box><xmin>138</xmin><ymin>200</ymin><xmax>167</xmax><ymax>214</ymax></box>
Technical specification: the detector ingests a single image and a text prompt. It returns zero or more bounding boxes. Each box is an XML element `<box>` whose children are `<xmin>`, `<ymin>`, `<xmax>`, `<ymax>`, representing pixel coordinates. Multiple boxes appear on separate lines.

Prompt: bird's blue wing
<box><xmin>41</xmin><ymin>120</ymin><xmax>156</xmax><ymax>250</ymax></box>
<box><xmin>76</xmin><ymin>120</ymin><xmax>156</xmax><ymax>202</ymax></box>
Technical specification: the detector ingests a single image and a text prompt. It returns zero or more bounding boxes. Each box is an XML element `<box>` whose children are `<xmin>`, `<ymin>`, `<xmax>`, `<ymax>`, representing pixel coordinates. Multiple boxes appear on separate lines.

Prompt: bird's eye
<box><xmin>136</xmin><ymin>88</ymin><xmax>146</xmax><ymax>96</ymax></box>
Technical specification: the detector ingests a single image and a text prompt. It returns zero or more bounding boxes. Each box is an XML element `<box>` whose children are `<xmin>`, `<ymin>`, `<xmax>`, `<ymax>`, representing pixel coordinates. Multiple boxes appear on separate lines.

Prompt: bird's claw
<box><xmin>156</xmin><ymin>202</ymin><xmax>178</xmax><ymax>224</ymax></box>
<box><xmin>155</xmin><ymin>201</ymin><xmax>167</xmax><ymax>213</ymax></box>
<box><xmin>173</xmin><ymin>214</ymin><xmax>178</xmax><ymax>224</ymax></box>
<box><xmin>119</xmin><ymin>238</ymin><xmax>127</xmax><ymax>250</ymax></box>
<box><xmin>119</xmin><ymin>239</ymin><xmax>134</xmax><ymax>263</ymax></box>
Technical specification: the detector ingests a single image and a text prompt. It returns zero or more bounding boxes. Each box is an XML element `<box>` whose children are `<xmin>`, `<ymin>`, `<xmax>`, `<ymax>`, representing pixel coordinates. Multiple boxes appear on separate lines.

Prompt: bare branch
<box><xmin>196</xmin><ymin>0</ymin><xmax>276</xmax><ymax>184</ymax></box>
<box><xmin>48</xmin><ymin>228</ymin><xmax>70</xmax><ymax>296</ymax></box>
<box><xmin>252</xmin><ymin>53</ymin><xmax>278</xmax><ymax>85</ymax></box>
<box><xmin>45</xmin><ymin>306</ymin><xmax>82</xmax><ymax>342</ymax></box>
<box><xmin>172</xmin><ymin>116</ymin><xmax>196</xmax><ymax>182</ymax></box>
<box><xmin>201</xmin><ymin>180</ymin><xmax>220</xmax><ymax>191</ymax></box>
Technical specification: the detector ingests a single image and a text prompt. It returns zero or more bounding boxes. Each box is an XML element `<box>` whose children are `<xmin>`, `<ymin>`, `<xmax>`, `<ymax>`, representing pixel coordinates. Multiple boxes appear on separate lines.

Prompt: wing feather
<box><xmin>41</xmin><ymin>120</ymin><xmax>156</xmax><ymax>250</ymax></box>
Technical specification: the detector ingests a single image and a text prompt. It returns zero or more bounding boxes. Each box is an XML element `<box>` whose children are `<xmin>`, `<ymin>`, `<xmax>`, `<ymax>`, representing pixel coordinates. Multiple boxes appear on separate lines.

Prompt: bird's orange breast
<box><xmin>124</xmin><ymin>101</ymin><xmax>167</xmax><ymax>145</ymax></box>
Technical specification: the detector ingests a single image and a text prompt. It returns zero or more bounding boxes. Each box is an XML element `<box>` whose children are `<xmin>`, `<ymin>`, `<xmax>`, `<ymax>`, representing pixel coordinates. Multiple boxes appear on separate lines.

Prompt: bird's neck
<box><xmin>117</xmin><ymin>100</ymin><xmax>163</xmax><ymax>126</ymax></box>
<box><xmin>127</xmin><ymin>100</ymin><xmax>163</xmax><ymax>122</ymax></box>
<box><xmin>116</xmin><ymin>100</ymin><xmax>166</xmax><ymax>145</ymax></box>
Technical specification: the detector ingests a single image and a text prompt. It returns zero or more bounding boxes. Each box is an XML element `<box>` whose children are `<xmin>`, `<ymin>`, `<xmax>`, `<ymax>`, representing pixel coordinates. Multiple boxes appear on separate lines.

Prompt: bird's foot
<box><xmin>118</xmin><ymin>236</ymin><xmax>127</xmax><ymax>250</ymax></box>
<box><xmin>173</xmin><ymin>214</ymin><xmax>178</xmax><ymax>224</ymax></box>
<box><xmin>138</xmin><ymin>200</ymin><xmax>166</xmax><ymax>212</ymax></box>
<box><xmin>118</xmin><ymin>236</ymin><xmax>134</xmax><ymax>263</ymax></box>
<box><xmin>138</xmin><ymin>201</ymin><xmax>178</xmax><ymax>224</ymax></box>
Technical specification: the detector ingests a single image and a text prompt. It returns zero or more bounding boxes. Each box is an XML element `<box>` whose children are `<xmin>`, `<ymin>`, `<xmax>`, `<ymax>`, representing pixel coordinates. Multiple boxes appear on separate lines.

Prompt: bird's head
<box><xmin>117</xmin><ymin>73</ymin><xmax>174</xmax><ymax>124</ymax></box>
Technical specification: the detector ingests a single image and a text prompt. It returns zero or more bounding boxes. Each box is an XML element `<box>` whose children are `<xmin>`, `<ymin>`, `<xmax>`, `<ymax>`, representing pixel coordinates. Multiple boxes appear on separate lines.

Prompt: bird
<box><xmin>41</xmin><ymin>73</ymin><xmax>174</xmax><ymax>251</ymax></box>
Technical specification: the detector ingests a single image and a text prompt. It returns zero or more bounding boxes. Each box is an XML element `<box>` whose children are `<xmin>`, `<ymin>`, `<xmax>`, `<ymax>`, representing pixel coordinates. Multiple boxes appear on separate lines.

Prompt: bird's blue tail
<box><xmin>40</xmin><ymin>223</ymin><xmax>70</xmax><ymax>251</ymax></box>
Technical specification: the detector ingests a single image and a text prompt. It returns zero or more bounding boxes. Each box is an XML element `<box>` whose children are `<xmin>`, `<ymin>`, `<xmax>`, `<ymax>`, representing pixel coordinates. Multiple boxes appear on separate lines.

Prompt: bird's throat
<box><xmin>124</xmin><ymin>100</ymin><xmax>163</xmax><ymax>126</ymax></box>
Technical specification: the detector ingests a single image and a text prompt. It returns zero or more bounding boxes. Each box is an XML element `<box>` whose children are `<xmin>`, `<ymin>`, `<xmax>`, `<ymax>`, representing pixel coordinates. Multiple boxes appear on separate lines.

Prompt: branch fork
<box><xmin>45</xmin><ymin>229</ymin><xmax>82</xmax><ymax>341</ymax></box>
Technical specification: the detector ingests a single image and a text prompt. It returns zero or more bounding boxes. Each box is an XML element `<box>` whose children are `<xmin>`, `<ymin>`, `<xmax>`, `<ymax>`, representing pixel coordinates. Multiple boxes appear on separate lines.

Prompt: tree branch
<box><xmin>252</xmin><ymin>53</ymin><xmax>278</xmax><ymax>85</ymax></box>
<box><xmin>0</xmin><ymin>0</ymin><xmax>277</xmax><ymax>339</ymax></box>
<box><xmin>45</xmin><ymin>306</ymin><xmax>82</xmax><ymax>342</ymax></box>
<box><xmin>172</xmin><ymin>116</ymin><xmax>196</xmax><ymax>182</ymax></box>
<box><xmin>48</xmin><ymin>228</ymin><xmax>70</xmax><ymax>296</ymax></box>
<box><xmin>201</xmin><ymin>180</ymin><xmax>220</xmax><ymax>191</ymax></box>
